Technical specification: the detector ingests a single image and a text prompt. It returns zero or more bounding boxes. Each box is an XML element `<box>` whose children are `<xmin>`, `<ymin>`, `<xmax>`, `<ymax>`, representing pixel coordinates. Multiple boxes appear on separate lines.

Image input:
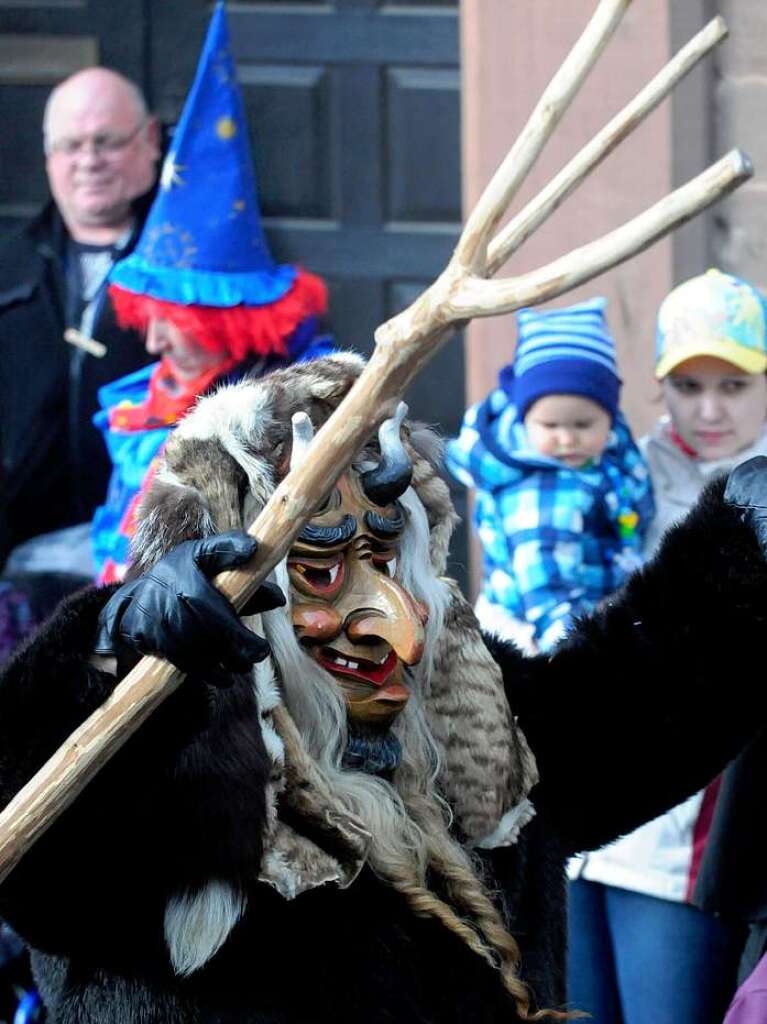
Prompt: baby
<box><xmin>447</xmin><ymin>298</ymin><xmax>654</xmax><ymax>653</ymax></box>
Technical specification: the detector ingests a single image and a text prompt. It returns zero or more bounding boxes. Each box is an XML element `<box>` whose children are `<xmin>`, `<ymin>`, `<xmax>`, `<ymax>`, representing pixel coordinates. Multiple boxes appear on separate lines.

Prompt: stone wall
<box><xmin>461</xmin><ymin>1</ymin><xmax>674</xmax><ymax>439</ymax></box>
<box><xmin>460</xmin><ymin>1</ymin><xmax>675</xmax><ymax>592</ymax></box>
<box><xmin>712</xmin><ymin>2</ymin><xmax>767</xmax><ymax>290</ymax></box>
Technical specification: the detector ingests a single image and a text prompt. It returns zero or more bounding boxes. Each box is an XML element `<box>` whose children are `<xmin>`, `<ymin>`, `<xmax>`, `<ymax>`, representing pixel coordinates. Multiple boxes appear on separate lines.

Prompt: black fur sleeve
<box><xmin>494</xmin><ymin>477</ymin><xmax>767</xmax><ymax>858</ymax></box>
<box><xmin>0</xmin><ymin>586</ymin><xmax>270</xmax><ymax>956</ymax></box>
<box><xmin>0</xmin><ymin>585</ymin><xmax>119</xmax><ymax>801</ymax></box>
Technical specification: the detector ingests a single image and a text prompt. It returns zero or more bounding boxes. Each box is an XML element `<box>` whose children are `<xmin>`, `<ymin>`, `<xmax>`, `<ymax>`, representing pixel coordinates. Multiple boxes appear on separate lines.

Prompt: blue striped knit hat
<box><xmin>501</xmin><ymin>297</ymin><xmax>622</xmax><ymax>422</ymax></box>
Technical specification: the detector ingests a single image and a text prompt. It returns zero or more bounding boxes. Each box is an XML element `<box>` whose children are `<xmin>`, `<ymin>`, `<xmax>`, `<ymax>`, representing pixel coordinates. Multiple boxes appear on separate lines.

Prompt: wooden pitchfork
<box><xmin>0</xmin><ymin>2</ymin><xmax>751</xmax><ymax>885</ymax></box>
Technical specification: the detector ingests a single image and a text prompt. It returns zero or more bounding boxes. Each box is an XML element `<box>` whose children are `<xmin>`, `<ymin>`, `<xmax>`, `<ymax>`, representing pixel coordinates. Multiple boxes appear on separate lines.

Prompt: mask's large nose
<box><xmin>342</xmin><ymin>561</ymin><xmax>425</xmax><ymax>665</ymax></box>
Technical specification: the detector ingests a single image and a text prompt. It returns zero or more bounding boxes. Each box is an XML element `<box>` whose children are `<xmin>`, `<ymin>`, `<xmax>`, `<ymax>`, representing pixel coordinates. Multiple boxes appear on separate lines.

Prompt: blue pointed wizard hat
<box><xmin>111</xmin><ymin>1</ymin><xmax>299</xmax><ymax>310</ymax></box>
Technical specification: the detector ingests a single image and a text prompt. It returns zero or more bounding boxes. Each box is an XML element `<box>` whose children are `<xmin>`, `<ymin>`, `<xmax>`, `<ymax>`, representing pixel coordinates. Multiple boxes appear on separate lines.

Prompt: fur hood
<box><xmin>131</xmin><ymin>353</ymin><xmax>538</xmax><ymax>897</ymax></box>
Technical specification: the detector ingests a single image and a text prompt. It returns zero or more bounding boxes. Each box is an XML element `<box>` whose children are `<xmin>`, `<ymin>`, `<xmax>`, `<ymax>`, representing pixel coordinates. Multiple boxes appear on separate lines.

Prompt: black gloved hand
<box><xmin>724</xmin><ymin>456</ymin><xmax>767</xmax><ymax>552</ymax></box>
<box><xmin>94</xmin><ymin>531</ymin><xmax>285</xmax><ymax>680</ymax></box>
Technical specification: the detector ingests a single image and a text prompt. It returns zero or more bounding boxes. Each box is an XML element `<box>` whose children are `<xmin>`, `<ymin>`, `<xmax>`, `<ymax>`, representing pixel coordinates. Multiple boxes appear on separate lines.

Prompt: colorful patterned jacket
<box><xmin>446</xmin><ymin>388</ymin><xmax>655</xmax><ymax>651</ymax></box>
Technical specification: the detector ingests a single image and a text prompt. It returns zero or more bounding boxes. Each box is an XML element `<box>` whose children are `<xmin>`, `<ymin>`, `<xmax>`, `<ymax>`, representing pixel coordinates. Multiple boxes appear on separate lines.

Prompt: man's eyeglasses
<box><xmin>46</xmin><ymin>120</ymin><xmax>146</xmax><ymax>159</ymax></box>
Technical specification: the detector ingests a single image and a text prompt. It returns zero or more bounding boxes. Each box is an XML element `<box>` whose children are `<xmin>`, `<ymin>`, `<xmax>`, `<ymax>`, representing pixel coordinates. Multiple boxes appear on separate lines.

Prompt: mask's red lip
<box><xmin>317</xmin><ymin>648</ymin><xmax>398</xmax><ymax>687</ymax></box>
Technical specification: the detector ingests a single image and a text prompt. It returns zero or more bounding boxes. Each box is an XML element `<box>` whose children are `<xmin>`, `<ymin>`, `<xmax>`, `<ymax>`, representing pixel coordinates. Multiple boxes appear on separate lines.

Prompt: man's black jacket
<box><xmin>0</xmin><ymin>197</ymin><xmax>153</xmax><ymax>566</ymax></box>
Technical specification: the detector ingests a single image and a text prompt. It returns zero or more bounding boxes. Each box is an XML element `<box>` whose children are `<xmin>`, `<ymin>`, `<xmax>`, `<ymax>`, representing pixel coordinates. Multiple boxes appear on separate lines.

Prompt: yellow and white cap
<box><xmin>655</xmin><ymin>268</ymin><xmax>767</xmax><ymax>379</ymax></box>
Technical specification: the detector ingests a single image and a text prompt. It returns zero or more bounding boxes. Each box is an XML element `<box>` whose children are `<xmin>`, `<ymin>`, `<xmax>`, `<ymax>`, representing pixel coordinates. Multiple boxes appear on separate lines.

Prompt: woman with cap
<box><xmin>567</xmin><ymin>268</ymin><xmax>767</xmax><ymax>1024</ymax></box>
<box><xmin>643</xmin><ymin>268</ymin><xmax>767</xmax><ymax>550</ymax></box>
<box><xmin>90</xmin><ymin>1</ymin><xmax>332</xmax><ymax>583</ymax></box>
<box><xmin>446</xmin><ymin>297</ymin><xmax>654</xmax><ymax>654</ymax></box>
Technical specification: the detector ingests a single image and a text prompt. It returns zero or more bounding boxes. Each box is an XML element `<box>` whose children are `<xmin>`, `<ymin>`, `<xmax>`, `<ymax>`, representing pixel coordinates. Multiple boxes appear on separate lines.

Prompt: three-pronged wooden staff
<box><xmin>0</xmin><ymin>1</ymin><xmax>751</xmax><ymax>886</ymax></box>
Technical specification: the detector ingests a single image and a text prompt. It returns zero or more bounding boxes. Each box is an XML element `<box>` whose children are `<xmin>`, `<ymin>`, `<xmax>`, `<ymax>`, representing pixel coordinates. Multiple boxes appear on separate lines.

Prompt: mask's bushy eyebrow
<box><xmin>365</xmin><ymin>506</ymin><xmax>405</xmax><ymax>539</ymax></box>
<box><xmin>297</xmin><ymin>514</ymin><xmax>357</xmax><ymax>547</ymax></box>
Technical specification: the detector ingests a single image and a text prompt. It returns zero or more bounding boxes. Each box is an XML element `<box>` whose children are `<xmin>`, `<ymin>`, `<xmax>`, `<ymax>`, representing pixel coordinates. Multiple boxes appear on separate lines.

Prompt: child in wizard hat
<box><xmin>446</xmin><ymin>298</ymin><xmax>654</xmax><ymax>653</ymax></box>
<box><xmin>92</xmin><ymin>1</ymin><xmax>333</xmax><ymax>583</ymax></box>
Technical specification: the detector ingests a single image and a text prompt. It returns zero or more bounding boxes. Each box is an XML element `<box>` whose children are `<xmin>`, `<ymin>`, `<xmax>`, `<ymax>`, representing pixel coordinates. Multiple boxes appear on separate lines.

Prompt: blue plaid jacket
<box><xmin>446</xmin><ymin>389</ymin><xmax>655</xmax><ymax>651</ymax></box>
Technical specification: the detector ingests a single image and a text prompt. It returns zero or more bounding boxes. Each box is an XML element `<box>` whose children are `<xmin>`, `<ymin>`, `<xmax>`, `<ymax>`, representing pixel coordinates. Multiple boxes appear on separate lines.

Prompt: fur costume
<box><xmin>137</xmin><ymin>354</ymin><xmax>539</xmax><ymax>858</ymax></box>
<box><xmin>1</xmin><ymin>355</ymin><xmax>767</xmax><ymax>1023</ymax></box>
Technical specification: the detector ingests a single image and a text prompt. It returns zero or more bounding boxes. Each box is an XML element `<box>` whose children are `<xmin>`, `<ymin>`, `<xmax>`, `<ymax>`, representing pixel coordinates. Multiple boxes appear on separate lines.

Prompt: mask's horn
<box><xmin>360</xmin><ymin>401</ymin><xmax>413</xmax><ymax>507</ymax></box>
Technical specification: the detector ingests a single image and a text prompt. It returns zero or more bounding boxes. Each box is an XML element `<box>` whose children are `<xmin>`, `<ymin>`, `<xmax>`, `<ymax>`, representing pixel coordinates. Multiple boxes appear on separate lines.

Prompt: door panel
<box><xmin>241</xmin><ymin>64</ymin><xmax>334</xmax><ymax>220</ymax></box>
<box><xmin>0</xmin><ymin>81</ymin><xmax>54</xmax><ymax>218</ymax></box>
<box><xmin>384</xmin><ymin>66</ymin><xmax>461</xmax><ymax>223</ymax></box>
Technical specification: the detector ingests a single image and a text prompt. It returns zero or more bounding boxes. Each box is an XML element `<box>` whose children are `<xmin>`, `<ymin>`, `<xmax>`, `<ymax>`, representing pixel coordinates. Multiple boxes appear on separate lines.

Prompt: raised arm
<box><xmin>496</xmin><ymin>465</ymin><xmax>767</xmax><ymax>858</ymax></box>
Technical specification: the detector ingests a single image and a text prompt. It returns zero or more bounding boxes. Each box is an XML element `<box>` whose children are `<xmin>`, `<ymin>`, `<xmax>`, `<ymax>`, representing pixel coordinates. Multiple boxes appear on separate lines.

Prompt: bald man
<box><xmin>44</xmin><ymin>68</ymin><xmax>159</xmax><ymax>245</ymax></box>
<box><xmin>0</xmin><ymin>68</ymin><xmax>161</xmax><ymax>571</ymax></box>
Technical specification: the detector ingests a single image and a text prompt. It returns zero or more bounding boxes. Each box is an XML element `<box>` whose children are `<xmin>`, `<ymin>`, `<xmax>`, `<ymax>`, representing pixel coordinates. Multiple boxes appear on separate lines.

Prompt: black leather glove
<box><xmin>94</xmin><ymin>532</ymin><xmax>285</xmax><ymax>679</ymax></box>
<box><xmin>724</xmin><ymin>456</ymin><xmax>767</xmax><ymax>552</ymax></box>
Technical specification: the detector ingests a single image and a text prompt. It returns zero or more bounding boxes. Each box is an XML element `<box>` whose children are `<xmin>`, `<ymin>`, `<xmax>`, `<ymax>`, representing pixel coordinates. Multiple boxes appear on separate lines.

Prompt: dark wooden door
<box><xmin>0</xmin><ymin>0</ymin><xmax>467</xmax><ymax>581</ymax></box>
<box><xmin>151</xmin><ymin>0</ymin><xmax>467</xmax><ymax>581</ymax></box>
